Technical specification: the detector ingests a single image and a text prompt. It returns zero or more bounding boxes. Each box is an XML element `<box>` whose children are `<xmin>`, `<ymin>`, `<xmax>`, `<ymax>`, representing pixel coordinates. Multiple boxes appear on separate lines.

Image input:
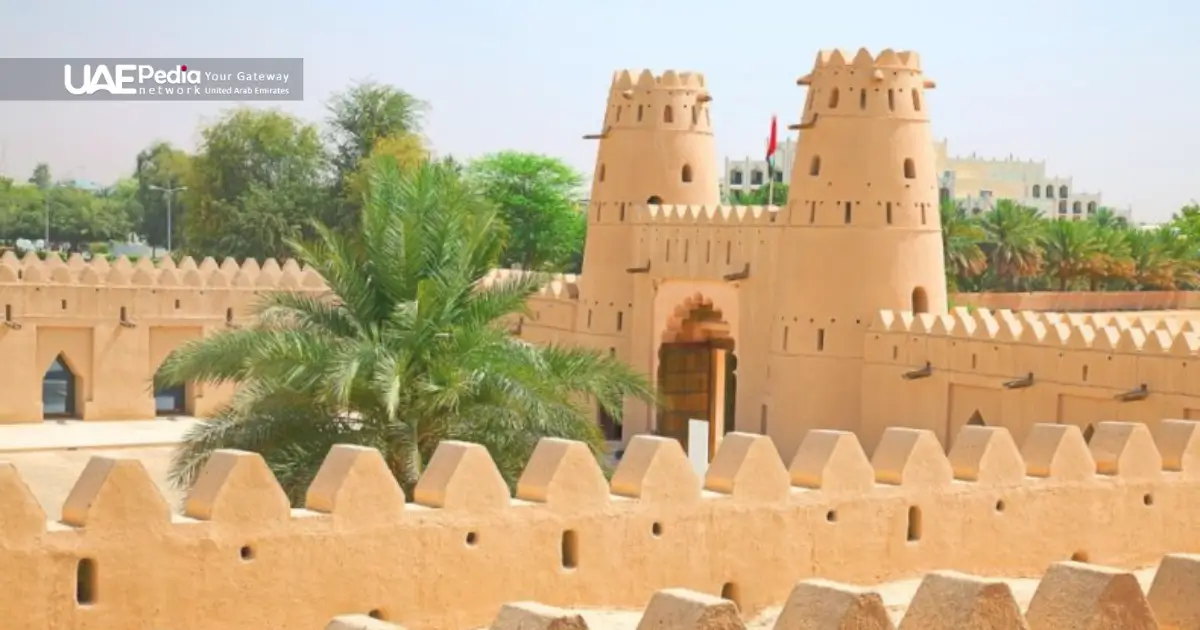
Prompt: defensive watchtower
<box><xmin>769</xmin><ymin>49</ymin><xmax>948</xmax><ymax>454</ymax></box>
<box><xmin>576</xmin><ymin>69</ymin><xmax>721</xmax><ymax>351</ymax></box>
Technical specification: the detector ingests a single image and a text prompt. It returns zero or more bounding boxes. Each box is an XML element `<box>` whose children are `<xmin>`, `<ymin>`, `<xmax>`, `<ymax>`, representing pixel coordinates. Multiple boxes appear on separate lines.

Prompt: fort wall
<box><xmin>4</xmin><ymin>420</ymin><xmax>1200</xmax><ymax>629</ymax></box>
<box><xmin>486</xmin><ymin>555</ymin><xmax>1200</xmax><ymax>629</ymax></box>
<box><xmin>954</xmin><ymin>290</ymin><xmax>1200</xmax><ymax>312</ymax></box>
<box><xmin>0</xmin><ymin>252</ymin><xmax>325</xmax><ymax>422</ymax></box>
<box><xmin>862</xmin><ymin>307</ymin><xmax>1200</xmax><ymax>452</ymax></box>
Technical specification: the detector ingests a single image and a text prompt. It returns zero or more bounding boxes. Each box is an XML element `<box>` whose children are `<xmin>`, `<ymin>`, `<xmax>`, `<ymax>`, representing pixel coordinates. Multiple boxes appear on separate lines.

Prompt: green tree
<box><xmin>978</xmin><ymin>201</ymin><xmax>1045</xmax><ymax>291</ymax></box>
<box><xmin>182</xmin><ymin>108</ymin><xmax>329</xmax><ymax>259</ymax></box>
<box><xmin>327</xmin><ymin>81</ymin><xmax>426</xmax><ymax>178</ymax></box>
<box><xmin>48</xmin><ymin>184</ymin><xmax>132</xmax><ymax>243</ymax></box>
<box><xmin>155</xmin><ymin>160</ymin><xmax>655</xmax><ymax>502</ymax></box>
<box><xmin>134</xmin><ymin>142</ymin><xmax>192</xmax><ymax>248</ymax></box>
<box><xmin>344</xmin><ymin>132</ymin><xmax>429</xmax><ymax>202</ymax></box>
<box><xmin>28</xmin><ymin>163</ymin><xmax>51</xmax><ymax>189</ymax></box>
<box><xmin>730</xmin><ymin>183</ymin><xmax>788</xmax><ymax>205</ymax></box>
<box><xmin>1083</xmin><ymin>223</ymin><xmax>1134</xmax><ymax>291</ymax></box>
<box><xmin>325</xmin><ymin>82</ymin><xmax>427</xmax><ymax>231</ymax></box>
<box><xmin>939</xmin><ymin>201</ymin><xmax>987</xmax><ymax>291</ymax></box>
<box><xmin>0</xmin><ymin>181</ymin><xmax>44</xmax><ymax>242</ymax></box>
<box><xmin>1040</xmin><ymin>219</ymin><xmax>1100</xmax><ymax>290</ymax></box>
<box><xmin>467</xmin><ymin>152</ymin><xmax>586</xmax><ymax>271</ymax></box>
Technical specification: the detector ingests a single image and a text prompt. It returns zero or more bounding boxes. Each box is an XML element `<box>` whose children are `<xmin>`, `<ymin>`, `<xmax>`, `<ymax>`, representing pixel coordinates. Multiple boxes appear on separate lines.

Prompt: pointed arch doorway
<box><xmin>42</xmin><ymin>354</ymin><xmax>79</xmax><ymax>419</ymax></box>
<box><xmin>655</xmin><ymin>298</ymin><xmax>737</xmax><ymax>461</ymax></box>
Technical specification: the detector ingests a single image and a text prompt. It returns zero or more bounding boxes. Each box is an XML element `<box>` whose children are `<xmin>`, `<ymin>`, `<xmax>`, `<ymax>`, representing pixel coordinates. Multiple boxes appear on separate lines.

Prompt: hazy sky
<box><xmin>0</xmin><ymin>0</ymin><xmax>1194</xmax><ymax>222</ymax></box>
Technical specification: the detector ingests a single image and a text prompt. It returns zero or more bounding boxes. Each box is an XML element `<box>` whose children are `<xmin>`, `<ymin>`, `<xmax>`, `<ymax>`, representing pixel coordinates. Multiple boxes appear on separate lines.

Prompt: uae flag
<box><xmin>765</xmin><ymin>115</ymin><xmax>778</xmax><ymax>179</ymax></box>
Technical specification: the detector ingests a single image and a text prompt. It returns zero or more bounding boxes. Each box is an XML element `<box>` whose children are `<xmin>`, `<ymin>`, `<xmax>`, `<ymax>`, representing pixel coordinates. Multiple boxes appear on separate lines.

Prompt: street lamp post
<box><xmin>149</xmin><ymin>184</ymin><xmax>187</xmax><ymax>253</ymax></box>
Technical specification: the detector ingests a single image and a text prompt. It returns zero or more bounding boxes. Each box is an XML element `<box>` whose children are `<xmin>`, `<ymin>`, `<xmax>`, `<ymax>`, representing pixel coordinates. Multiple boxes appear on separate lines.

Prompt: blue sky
<box><xmin>0</xmin><ymin>0</ymin><xmax>1194</xmax><ymax>222</ymax></box>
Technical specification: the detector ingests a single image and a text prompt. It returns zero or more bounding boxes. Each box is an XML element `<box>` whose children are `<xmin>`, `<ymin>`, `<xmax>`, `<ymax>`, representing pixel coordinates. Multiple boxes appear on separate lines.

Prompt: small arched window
<box><xmin>903</xmin><ymin>158</ymin><xmax>916</xmax><ymax>179</ymax></box>
<box><xmin>647</xmin><ymin>195</ymin><xmax>663</xmax><ymax>205</ymax></box>
<box><xmin>1059</xmin><ymin>185</ymin><xmax>1068</xmax><ymax>198</ymax></box>
<box><xmin>887</xmin><ymin>89</ymin><xmax>895</xmax><ymax>111</ymax></box>
<box><xmin>637</xmin><ymin>105</ymin><xmax>643</xmax><ymax>122</ymax></box>
<box><xmin>598</xmin><ymin>164</ymin><xmax>606</xmax><ymax>183</ymax></box>
<box><xmin>828</xmin><ymin>88</ymin><xmax>840</xmax><ymax>109</ymax></box>
<box><xmin>809</xmin><ymin>156</ymin><xmax>821</xmax><ymax>176</ymax></box>
<box><xmin>663</xmin><ymin>105</ymin><xmax>674</xmax><ymax>123</ymax></box>
<box><xmin>859</xmin><ymin>89</ymin><xmax>867</xmax><ymax>110</ymax></box>
<box><xmin>614</xmin><ymin>106</ymin><xmax>621</xmax><ymax>123</ymax></box>
<box><xmin>1087</xmin><ymin>201</ymin><xmax>1097</xmax><ymax>213</ymax></box>
<box><xmin>911</xmin><ymin>90</ymin><xmax>921</xmax><ymax>111</ymax></box>
<box><xmin>1032</xmin><ymin>184</ymin><xmax>1041</xmax><ymax>198</ymax></box>
<box><xmin>681</xmin><ymin>164</ymin><xmax>693</xmax><ymax>183</ymax></box>
<box><xmin>911</xmin><ymin>287</ymin><xmax>929</xmax><ymax>313</ymax></box>
<box><xmin>692</xmin><ymin>107</ymin><xmax>698</xmax><ymax>125</ymax></box>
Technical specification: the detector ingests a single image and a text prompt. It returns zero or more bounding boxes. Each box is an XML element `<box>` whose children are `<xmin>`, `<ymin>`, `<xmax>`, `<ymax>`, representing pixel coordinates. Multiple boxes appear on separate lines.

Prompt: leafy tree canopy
<box><xmin>466</xmin><ymin>151</ymin><xmax>586</xmax><ymax>272</ymax></box>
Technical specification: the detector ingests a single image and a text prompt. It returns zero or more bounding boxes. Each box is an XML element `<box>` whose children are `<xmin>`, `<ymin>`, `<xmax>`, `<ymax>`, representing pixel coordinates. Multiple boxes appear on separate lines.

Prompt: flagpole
<box><xmin>765</xmin><ymin>114</ymin><xmax>778</xmax><ymax>207</ymax></box>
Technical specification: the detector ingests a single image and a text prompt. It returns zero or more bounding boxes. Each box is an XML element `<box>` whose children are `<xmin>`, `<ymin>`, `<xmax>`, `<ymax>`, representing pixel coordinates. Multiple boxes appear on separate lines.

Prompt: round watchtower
<box><xmin>769</xmin><ymin>48</ymin><xmax>948</xmax><ymax>451</ymax></box>
<box><xmin>576</xmin><ymin>69</ymin><xmax>721</xmax><ymax>341</ymax></box>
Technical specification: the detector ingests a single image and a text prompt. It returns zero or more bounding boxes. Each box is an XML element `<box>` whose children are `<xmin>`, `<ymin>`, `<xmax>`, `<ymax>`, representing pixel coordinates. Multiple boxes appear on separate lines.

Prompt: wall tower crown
<box><xmin>795</xmin><ymin>48</ymin><xmax>934</xmax><ymax>127</ymax></box>
<box><xmin>586</xmin><ymin>68</ymin><xmax>720</xmax><ymax>208</ymax></box>
<box><xmin>603</xmin><ymin>69</ymin><xmax>712</xmax><ymax>135</ymax></box>
<box><xmin>578</xmin><ymin>69</ymin><xmax>722</xmax><ymax>313</ymax></box>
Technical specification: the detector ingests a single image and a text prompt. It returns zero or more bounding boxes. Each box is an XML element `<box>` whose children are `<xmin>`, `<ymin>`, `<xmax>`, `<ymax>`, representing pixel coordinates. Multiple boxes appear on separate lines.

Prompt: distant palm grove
<box><xmin>941</xmin><ymin>199</ymin><xmax>1200</xmax><ymax>293</ymax></box>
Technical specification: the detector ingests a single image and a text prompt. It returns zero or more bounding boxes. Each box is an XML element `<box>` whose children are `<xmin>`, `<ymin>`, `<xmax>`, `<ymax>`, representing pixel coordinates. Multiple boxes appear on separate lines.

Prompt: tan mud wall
<box><xmin>0</xmin><ymin>252</ymin><xmax>325</xmax><ymax>423</ymax></box>
<box><xmin>953</xmin><ymin>291</ymin><xmax>1200</xmax><ymax>312</ymax></box>
<box><xmin>3</xmin><ymin>420</ymin><xmax>1200</xmax><ymax>629</ymax></box>
<box><xmin>861</xmin><ymin>307</ymin><xmax>1200</xmax><ymax>452</ymax></box>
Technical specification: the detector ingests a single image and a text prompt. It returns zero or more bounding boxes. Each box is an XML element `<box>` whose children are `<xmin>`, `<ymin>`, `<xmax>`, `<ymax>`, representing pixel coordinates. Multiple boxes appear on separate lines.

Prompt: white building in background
<box><xmin>721</xmin><ymin>138</ymin><xmax>797</xmax><ymax>198</ymax></box>
<box><xmin>933</xmin><ymin>140</ymin><xmax>1129</xmax><ymax>221</ymax></box>
<box><xmin>720</xmin><ymin>136</ymin><xmax>1130</xmax><ymax>222</ymax></box>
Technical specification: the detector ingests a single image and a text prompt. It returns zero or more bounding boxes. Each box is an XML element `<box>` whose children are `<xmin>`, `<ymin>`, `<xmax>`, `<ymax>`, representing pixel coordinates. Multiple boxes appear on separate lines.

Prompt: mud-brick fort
<box><xmin>4</xmin><ymin>47</ymin><xmax>1200</xmax><ymax>468</ymax></box>
<box><xmin>6</xmin><ymin>46</ymin><xmax>1200</xmax><ymax>630</ymax></box>
<box><xmin>510</xmin><ymin>47</ymin><xmax>1200</xmax><ymax>461</ymax></box>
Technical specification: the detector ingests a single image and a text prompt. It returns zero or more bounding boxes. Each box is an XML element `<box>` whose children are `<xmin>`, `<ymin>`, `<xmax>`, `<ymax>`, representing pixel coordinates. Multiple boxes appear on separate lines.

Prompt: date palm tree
<box><xmin>978</xmin><ymin>201</ymin><xmax>1045</xmax><ymax>291</ymax></box>
<box><xmin>1041</xmin><ymin>219</ymin><xmax>1100</xmax><ymax>291</ymax></box>
<box><xmin>939</xmin><ymin>201</ymin><xmax>987</xmax><ymax>291</ymax></box>
<box><xmin>155</xmin><ymin>159</ymin><xmax>655</xmax><ymax>503</ymax></box>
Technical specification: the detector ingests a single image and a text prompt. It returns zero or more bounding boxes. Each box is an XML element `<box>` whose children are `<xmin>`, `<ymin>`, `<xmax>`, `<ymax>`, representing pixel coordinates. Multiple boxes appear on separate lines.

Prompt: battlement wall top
<box><xmin>610</xmin><ymin>69</ymin><xmax>707</xmax><ymax>92</ymax></box>
<box><xmin>4</xmin><ymin>421</ymin><xmax>1196</xmax><ymax>534</ymax></box>
<box><xmin>0</xmin><ymin>251</ymin><xmax>326</xmax><ymax>291</ymax></box>
<box><xmin>810</xmin><ymin>48</ymin><xmax>923</xmax><ymax>71</ymax></box>
<box><xmin>632</xmin><ymin>203</ymin><xmax>783</xmax><ymax>227</ymax></box>
<box><xmin>869</xmin><ymin>307</ymin><xmax>1200</xmax><ymax>355</ymax></box>
<box><xmin>482</xmin><ymin>268</ymin><xmax>579</xmax><ymax>301</ymax></box>
<box><xmin>5</xmin><ymin>420</ymin><xmax>1200</xmax><ymax>628</ymax></box>
<box><xmin>498</xmin><ymin>553</ymin><xmax>1198</xmax><ymax>630</ymax></box>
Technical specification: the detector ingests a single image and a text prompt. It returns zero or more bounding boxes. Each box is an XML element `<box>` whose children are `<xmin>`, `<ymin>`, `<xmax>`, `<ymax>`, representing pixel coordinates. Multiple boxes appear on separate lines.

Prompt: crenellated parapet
<box><xmin>481</xmin><ymin>268</ymin><xmax>580</xmax><ymax>302</ymax></box>
<box><xmin>482</xmin><ymin>268</ymin><xmax>581</xmax><ymax>342</ymax></box>
<box><xmin>489</xmin><ymin>552</ymin><xmax>1200</xmax><ymax>629</ymax></box>
<box><xmin>635</xmin><ymin>204</ymin><xmax>782</xmax><ymax>227</ymax></box>
<box><xmin>5</xmin><ymin>421</ymin><xmax>1200</xmax><ymax>628</ymax></box>
<box><xmin>867</xmin><ymin>307</ymin><xmax>1200</xmax><ymax>364</ymax></box>
<box><xmin>605</xmin><ymin>69</ymin><xmax>712</xmax><ymax>136</ymax></box>
<box><xmin>860</xmin><ymin>307</ymin><xmax>1200</xmax><ymax>451</ymax></box>
<box><xmin>0</xmin><ymin>250</ymin><xmax>327</xmax><ymax>292</ymax></box>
